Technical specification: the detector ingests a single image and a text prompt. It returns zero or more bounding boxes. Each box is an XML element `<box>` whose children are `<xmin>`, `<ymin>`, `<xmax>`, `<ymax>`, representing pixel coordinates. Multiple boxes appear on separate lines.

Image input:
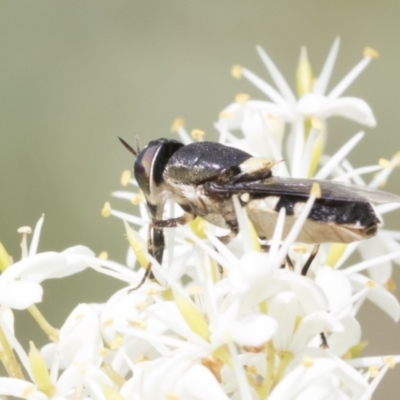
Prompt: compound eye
<box><xmin>134</xmin><ymin>144</ymin><xmax>161</xmax><ymax>196</ymax></box>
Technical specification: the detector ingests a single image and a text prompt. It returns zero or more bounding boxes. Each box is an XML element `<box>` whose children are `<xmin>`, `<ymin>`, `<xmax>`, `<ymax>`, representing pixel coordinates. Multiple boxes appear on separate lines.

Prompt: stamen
<box><xmin>170</xmin><ymin>117</ymin><xmax>185</xmax><ymax>132</ymax></box>
<box><xmin>101</xmin><ymin>202</ymin><xmax>111</xmax><ymax>218</ymax></box>
<box><xmin>191</xmin><ymin>129</ymin><xmax>205</xmax><ymax>141</ymax></box>
<box><xmin>231</xmin><ymin>65</ymin><xmax>243</xmax><ymax>79</ymax></box>
<box><xmin>363</xmin><ymin>47</ymin><xmax>379</xmax><ymax>59</ymax></box>
<box><xmin>235</xmin><ymin>93</ymin><xmax>250</xmax><ymax>103</ymax></box>
<box><xmin>120</xmin><ymin>170</ymin><xmax>131</xmax><ymax>186</ymax></box>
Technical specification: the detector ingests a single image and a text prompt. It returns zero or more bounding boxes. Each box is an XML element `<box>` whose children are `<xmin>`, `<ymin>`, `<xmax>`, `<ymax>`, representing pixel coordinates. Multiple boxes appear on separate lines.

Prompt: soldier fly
<box><xmin>120</xmin><ymin>137</ymin><xmax>400</xmax><ymax>286</ymax></box>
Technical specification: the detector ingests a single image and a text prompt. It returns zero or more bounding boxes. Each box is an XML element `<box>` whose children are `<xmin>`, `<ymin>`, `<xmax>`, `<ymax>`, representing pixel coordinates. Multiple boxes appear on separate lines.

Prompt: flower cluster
<box><xmin>0</xmin><ymin>38</ymin><xmax>399</xmax><ymax>399</ymax></box>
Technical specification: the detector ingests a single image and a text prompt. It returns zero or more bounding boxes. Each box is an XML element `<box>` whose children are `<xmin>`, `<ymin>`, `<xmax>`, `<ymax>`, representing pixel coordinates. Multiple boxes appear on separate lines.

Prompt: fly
<box><xmin>119</xmin><ymin>137</ymin><xmax>400</xmax><ymax>287</ymax></box>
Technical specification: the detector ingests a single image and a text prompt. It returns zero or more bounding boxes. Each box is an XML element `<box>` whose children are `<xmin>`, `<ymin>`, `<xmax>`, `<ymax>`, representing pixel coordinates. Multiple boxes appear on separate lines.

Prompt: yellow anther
<box><xmin>188</xmin><ymin>286</ymin><xmax>203</xmax><ymax>295</ymax></box>
<box><xmin>394</xmin><ymin>151</ymin><xmax>400</xmax><ymax>166</ymax></box>
<box><xmin>166</xmin><ymin>393</ymin><xmax>179</xmax><ymax>400</ymax></box>
<box><xmin>98</xmin><ymin>251</ymin><xmax>108</xmax><ymax>260</ymax></box>
<box><xmin>135</xmin><ymin>354</ymin><xmax>146</xmax><ymax>363</ymax></box>
<box><xmin>134</xmin><ymin>301</ymin><xmax>146</xmax><ymax>310</ymax></box>
<box><xmin>98</xmin><ymin>347</ymin><xmax>109</xmax><ymax>357</ymax></box>
<box><xmin>120</xmin><ymin>170</ymin><xmax>131</xmax><ymax>187</ymax></box>
<box><xmin>369</xmin><ymin>365</ymin><xmax>379</xmax><ymax>378</ymax></box>
<box><xmin>293</xmin><ymin>244</ymin><xmax>308</xmax><ymax>254</ymax></box>
<box><xmin>131</xmin><ymin>192</ymin><xmax>144</xmax><ymax>205</ymax></box>
<box><xmin>110</xmin><ymin>333</ymin><xmax>123</xmax><ymax>350</ymax></box>
<box><xmin>170</xmin><ymin>117</ymin><xmax>185</xmax><ymax>132</ymax></box>
<box><xmin>384</xmin><ymin>356</ymin><xmax>396</xmax><ymax>369</ymax></box>
<box><xmin>311</xmin><ymin>117</ymin><xmax>324</xmax><ymax>132</ymax></box>
<box><xmin>379</xmin><ymin>158</ymin><xmax>393</xmax><ymax>169</ymax></box>
<box><xmin>219</xmin><ymin>111</ymin><xmax>234</xmax><ymax>119</ymax></box>
<box><xmin>191</xmin><ymin>129</ymin><xmax>205</xmax><ymax>140</ymax></box>
<box><xmin>363</xmin><ymin>47</ymin><xmax>379</xmax><ymax>59</ymax></box>
<box><xmin>302</xmin><ymin>356</ymin><xmax>314</xmax><ymax>367</ymax></box>
<box><xmin>235</xmin><ymin>93</ymin><xmax>250</xmax><ymax>103</ymax></box>
<box><xmin>102</xmin><ymin>318</ymin><xmax>113</xmax><ymax>328</ymax></box>
<box><xmin>127</xmin><ymin>319</ymin><xmax>147</xmax><ymax>329</ymax></box>
<box><xmin>367</xmin><ymin>280</ymin><xmax>377</xmax><ymax>288</ymax></box>
<box><xmin>385</xmin><ymin>278</ymin><xmax>396</xmax><ymax>292</ymax></box>
<box><xmin>311</xmin><ymin>182</ymin><xmax>321</xmax><ymax>198</ymax></box>
<box><xmin>101</xmin><ymin>202</ymin><xmax>111</xmax><ymax>217</ymax></box>
<box><xmin>246</xmin><ymin>365</ymin><xmax>259</xmax><ymax>375</ymax></box>
<box><xmin>231</xmin><ymin>64</ymin><xmax>243</xmax><ymax>79</ymax></box>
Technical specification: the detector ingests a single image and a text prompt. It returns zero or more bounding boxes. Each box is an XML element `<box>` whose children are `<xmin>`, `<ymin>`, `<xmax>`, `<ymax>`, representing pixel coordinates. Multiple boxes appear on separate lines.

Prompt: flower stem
<box><xmin>28</xmin><ymin>305</ymin><xmax>59</xmax><ymax>342</ymax></box>
<box><xmin>275</xmin><ymin>351</ymin><xmax>294</xmax><ymax>384</ymax></box>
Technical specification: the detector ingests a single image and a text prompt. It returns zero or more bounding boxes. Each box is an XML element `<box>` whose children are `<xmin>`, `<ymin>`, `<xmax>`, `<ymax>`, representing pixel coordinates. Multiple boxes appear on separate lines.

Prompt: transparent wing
<box><xmin>206</xmin><ymin>177</ymin><xmax>400</xmax><ymax>203</ymax></box>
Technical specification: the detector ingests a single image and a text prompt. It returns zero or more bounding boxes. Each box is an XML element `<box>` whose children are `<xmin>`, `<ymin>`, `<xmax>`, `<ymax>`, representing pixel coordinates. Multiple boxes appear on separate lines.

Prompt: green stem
<box><xmin>0</xmin><ymin>324</ymin><xmax>24</xmax><ymax>379</ymax></box>
<box><xmin>275</xmin><ymin>351</ymin><xmax>294</xmax><ymax>384</ymax></box>
<box><xmin>28</xmin><ymin>305</ymin><xmax>59</xmax><ymax>342</ymax></box>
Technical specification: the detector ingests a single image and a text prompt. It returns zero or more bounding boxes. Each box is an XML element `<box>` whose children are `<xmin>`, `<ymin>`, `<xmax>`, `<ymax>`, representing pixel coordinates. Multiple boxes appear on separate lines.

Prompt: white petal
<box><xmin>328</xmin><ymin>57</ymin><xmax>371</xmax><ymax>100</ymax></box>
<box><xmin>296</xmin><ymin>93</ymin><xmax>329</xmax><ymax>116</ymax></box>
<box><xmin>319</xmin><ymin>97</ymin><xmax>376</xmax><ymax>127</ymax></box>
<box><xmin>315</xmin><ymin>267</ymin><xmax>352</xmax><ymax>316</ymax></box>
<box><xmin>269</xmin><ymin>291</ymin><xmax>297</xmax><ymax>351</ymax></box>
<box><xmin>351</xmin><ymin>274</ymin><xmax>400</xmax><ymax>322</ymax></box>
<box><xmin>0</xmin><ymin>281</ymin><xmax>42</xmax><ymax>309</ymax></box>
<box><xmin>256</xmin><ymin>45</ymin><xmax>297</xmax><ymax>105</ymax></box>
<box><xmin>314</xmin><ymin>131</ymin><xmax>364</xmax><ymax>180</ymax></box>
<box><xmin>182</xmin><ymin>364</ymin><xmax>230</xmax><ymax>400</ymax></box>
<box><xmin>313</xmin><ymin>37</ymin><xmax>340</xmax><ymax>95</ymax></box>
<box><xmin>229</xmin><ymin>314</ymin><xmax>278</xmax><ymax>347</ymax></box>
<box><xmin>290</xmin><ymin>312</ymin><xmax>343</xmax><ymax>353</ymax></box>
<box><xmin>358</xmin><ymin>234</ymin><xmax>393</xmax><ymax>284</ymax></box>
<box><xmin>241</xmin><ymin>68</ymin><xmax>292</xmax><ymax>115</ymax></box>
<box><xmin>59</xmin><ymin>303</ymin><xmax>103</xmax><ymax>366</ymax></box>
<box><xmin>29</xmin><ymin>214</ymin><xmax>45</xmax><ymax>257</ymax></box>
<box><xmin>0</xmin><ymin>378</ymin><xmax>46</xmax><ymax>399</ymax></box>
<box><xmin>328</xmin><ymin>316</ymin><xmax>361</xmax><ymax>357</ymax></box>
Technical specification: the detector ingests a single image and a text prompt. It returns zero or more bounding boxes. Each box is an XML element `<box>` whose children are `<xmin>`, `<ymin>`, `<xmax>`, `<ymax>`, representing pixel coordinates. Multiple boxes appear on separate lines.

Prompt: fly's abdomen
<box><xmin>246</xmin><ymin>195</ymin><xmax>380</xmax><ymax>244</ymax></box>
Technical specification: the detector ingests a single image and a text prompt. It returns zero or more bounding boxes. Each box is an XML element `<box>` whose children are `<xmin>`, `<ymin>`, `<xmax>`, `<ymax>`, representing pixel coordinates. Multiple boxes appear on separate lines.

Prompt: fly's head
<box><xmin>119</xmin><ymin>137</ymin><xmax>184</xmax><ymax>219</ymax></box>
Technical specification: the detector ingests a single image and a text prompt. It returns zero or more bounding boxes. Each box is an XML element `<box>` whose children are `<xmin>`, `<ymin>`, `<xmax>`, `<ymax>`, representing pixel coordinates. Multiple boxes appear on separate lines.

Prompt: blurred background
<box><xmin>0</xmin><ymin>1</ymin><xmax>399</xmax><ymax>396</ymax></box>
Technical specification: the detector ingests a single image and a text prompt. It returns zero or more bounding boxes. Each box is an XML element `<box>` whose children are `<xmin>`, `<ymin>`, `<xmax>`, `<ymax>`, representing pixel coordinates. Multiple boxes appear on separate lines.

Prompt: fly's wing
<box><xmin>206</xmin><ymin>177</ymin><xmax>400</xmax><ymax>204</ymax></box>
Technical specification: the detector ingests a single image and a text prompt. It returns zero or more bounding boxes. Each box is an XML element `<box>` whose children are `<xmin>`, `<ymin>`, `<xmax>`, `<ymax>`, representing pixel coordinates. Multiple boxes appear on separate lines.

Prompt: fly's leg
<box><xmin>129</xmin><ymin>213</ymin><xmax>195</xmax><ymax>291</ymax></box>
<box><xmin>301</xmin><ymin>244</ymin><xmax>320</xmax><ymax>276</ymax></box>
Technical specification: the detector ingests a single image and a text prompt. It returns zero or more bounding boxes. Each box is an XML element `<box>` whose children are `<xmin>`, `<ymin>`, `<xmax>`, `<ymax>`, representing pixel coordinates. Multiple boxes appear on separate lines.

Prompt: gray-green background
<box><xmin>1</xmin><ymin>1</ymin><xmax>399</xmax><ymax>397</ymax></box>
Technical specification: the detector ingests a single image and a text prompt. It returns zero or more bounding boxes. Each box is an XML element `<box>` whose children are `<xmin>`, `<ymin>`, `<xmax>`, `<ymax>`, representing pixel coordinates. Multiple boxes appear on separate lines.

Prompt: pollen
<box><xmin>98</xmin><ymin>251</ymin><xmax>108</xmax><ymax>260</ymax></box>
<box><xmin>131</xmin><ymin>192</ymin><xmax>144</xmax><ymax>205</ymax></box>
<box><xmin>384</xmin><ymin>356</ymin><xmax>396</xmax><ymax>369</ymax></box>
<box><xmin>170</xmin><ymin>117</ymin><xmax>185</xmax><ymax>132</ymax></box>
<box><xmin>368</xmin><ymin>365</ymin><xmax>379</xmax><ymax>378</ymax></box>
<box><xmin>120</xmin><ymin>170</ymin><xmax>131</xmax><ymax>186</ymax></box>
<box><xmin>311</xmin><ymin>117</ymin><xmax>324</xmax><ymax>132</ymax></box>
<box><xmin>235</xmin><ymin>93</ymin><xmax>250</xmax><ymax>103</ymax></box>
<box><xmin>363</xmin><ymin>47</ymin><xmax>379</xmax><ymax>59</ymax></box>
<box><xmin>231</xmin><ymin>64</ymin><xmax>243</xmax><ymax>79</ymax></box>
<box><xmin>188</xmin><ymin>285</ymin><xmax>203</xmax><ymax>295</ymax></box>
<box><xmin>293</xmin><ymin>244</ymin><xmax>308</xmax><ymax>254</ymax></box>
<box><xmin>98</xmin><ymin>347</ymin><xmax>109</xmax><ymax>357</ymax></box>
<box><xmin>302</xmin><ymin>356</ymin><xmax>314</xmax><ymax>367</ymax></box>
<box><xmin>101</xmin><ymin>202</ymin><xmax>111</xmax><ymax>217</ymax></box>
<box><xmin>102</xmin><ymin>318</ymin><xmax>113</xmax><ymax>327</ymax></box>
<box><xmin>191</xmin><ymin>129</ymin><xmax>206</xmax><ymax>140</ymax></box>
<box><xmin>17</xmin><ymin>226</ymin><xmax>32</xmax><ymax>234</ymax></box>
<box><xmin>367</xmin><ymin>280</ymin><xmax>377</xmax><ymax>288</ymax></box>
<box><xmin>127</xmin><ymin>318</ymin><xmax>147</xmax><ymax>329</ymax></box>
<box><xmin>379</xmin><ymin>158</ymin><xmax>393</xmax><ymax>169</ymax></box>
<box><xmin>385</xmin><ymin>278</ymin><xmax>396</xmax><ymax>292</ymax></box>
<box><xmin>310</xmin><ymin>182</ymin><xmax>321</xmax><ymax>198</ymax></box>
<box><xmin>394</xmin><ymin>151</ymin><xmax>400</xmax><ymax>166</ymax></box>
<box><xmin>219</xmin><ymin>110</ymin><xmax>234</xmax><ymax>119</ymax></box>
